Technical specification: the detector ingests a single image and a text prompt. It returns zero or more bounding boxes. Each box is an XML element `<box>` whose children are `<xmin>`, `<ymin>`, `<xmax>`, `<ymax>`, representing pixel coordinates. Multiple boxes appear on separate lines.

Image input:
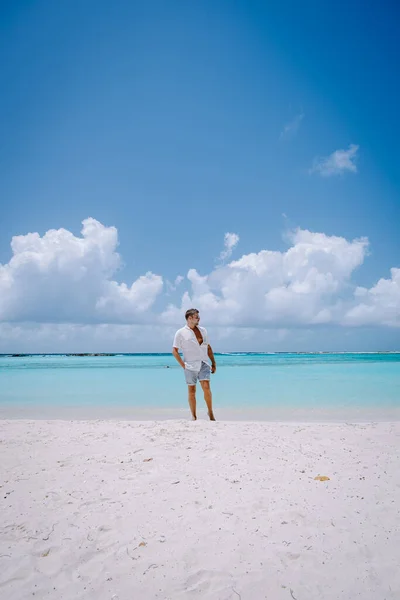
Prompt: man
<box><xmin>172</xmin><ymin>308</ymin><xmax>216</xmax><ymax>421</ymax></box>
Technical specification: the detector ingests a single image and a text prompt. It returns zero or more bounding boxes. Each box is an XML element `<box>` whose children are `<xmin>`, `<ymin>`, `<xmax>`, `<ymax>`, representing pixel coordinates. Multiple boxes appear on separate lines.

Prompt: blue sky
<box><xmin>0</xmin><ymin>0</ymin><xmax>399</xmax><ymax>352</ymax></box>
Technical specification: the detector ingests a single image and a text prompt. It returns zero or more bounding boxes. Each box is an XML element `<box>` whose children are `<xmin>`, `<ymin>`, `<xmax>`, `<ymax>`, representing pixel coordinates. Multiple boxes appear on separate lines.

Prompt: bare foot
<box><xmin>191</xmin><ymin>416</ymin><xmax>197</xmax><ymax>421</ymax></box>
<box><xmin>208</xmin><ymin>412</ymin><xmax>216</xmax><ymax>421</ymax></box>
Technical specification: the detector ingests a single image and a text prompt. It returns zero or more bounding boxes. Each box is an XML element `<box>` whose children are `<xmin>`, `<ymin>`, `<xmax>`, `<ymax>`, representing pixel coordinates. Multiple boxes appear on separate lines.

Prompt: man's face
<box><xmin>189</xmin><ymin>313</ymin><xmax>200</xmax><ymax>326</ymax></box>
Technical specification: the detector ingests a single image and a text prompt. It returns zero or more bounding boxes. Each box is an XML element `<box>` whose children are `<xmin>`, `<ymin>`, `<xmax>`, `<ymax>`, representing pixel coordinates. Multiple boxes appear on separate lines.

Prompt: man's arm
<box><xmin>172</xmin><ymin>347</ymin><xmax>185</xmax><ymax>369</ymax></box>
<box><xmin>208</xmin><ymin>345</ymin><xmax>216</xmax><ymax>374</ymax></box>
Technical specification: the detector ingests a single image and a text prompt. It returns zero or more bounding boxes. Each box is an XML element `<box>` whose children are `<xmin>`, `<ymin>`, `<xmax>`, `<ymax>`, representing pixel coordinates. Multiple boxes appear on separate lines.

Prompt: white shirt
<box><xmin>173</xmin><ymin>325</ymin><xmax>211</xmax><ymax>371</ymax></box>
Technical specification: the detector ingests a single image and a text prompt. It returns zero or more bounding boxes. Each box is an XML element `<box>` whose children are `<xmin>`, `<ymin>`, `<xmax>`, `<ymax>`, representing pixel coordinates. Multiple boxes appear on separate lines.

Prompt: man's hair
<box><xmin>185</xmin><ymin>308</ymin><xmax>199</xmax><ymax>320</ymax></box>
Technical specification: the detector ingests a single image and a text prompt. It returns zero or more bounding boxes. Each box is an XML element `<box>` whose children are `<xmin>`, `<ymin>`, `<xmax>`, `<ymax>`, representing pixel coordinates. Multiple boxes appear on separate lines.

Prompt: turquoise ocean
<box><xmin>1</xmin><ymin>353</ymin><xmax>399</xmax><ymax>420</ymax></box>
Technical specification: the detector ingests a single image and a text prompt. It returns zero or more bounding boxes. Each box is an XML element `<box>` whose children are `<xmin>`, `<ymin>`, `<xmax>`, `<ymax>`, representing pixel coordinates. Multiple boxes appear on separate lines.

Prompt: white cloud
<box><xmin>0</xmin><ymin>322</ymin><xmax>304</xmax><ymax>353</ymax></box>
<box><xmin>166</xmin><ymin>275</ymin><xmax>185</xmax><ymax>294</ymax></box>
<box><xmin>0</xmin><ymin>218</ymin><xmax>163</xmax><ymax>323</ymax></box>
<box><xmin>0</xmin><ymin>322</ymin><xmax>177</xmax><ymax>353</ymax></box>
<box><xmin>218</xmin><ymin>232</ymin><xmax>239</xmax><ymax>262</ymax></box>
<box><xmin>280</xmin><ymin>112</ymin><xmax>304</xmax><ymax>140</ymax></box>
<box><xmin>310</xmin><ymin>144</ymin><xmax>359</xmax><ymax>177</ymax></box>
<box><xmin>343</xmin><ymin>268</ymin><xmax>400</xmax><ymax>327</ymax></box>
<box><xmin>162</xmin><ymin>228</ymin><xmax>371</xmax><ymax>327</ymax></box>
<box><xmin>174</xmin><ymin>275</ymin><xmax>184</xmax><ymax>287</ymax></box>
<box><xmin>1</xmin><ymin>219</ymin><xmax>399</xmax><ymax>349</ymax></box>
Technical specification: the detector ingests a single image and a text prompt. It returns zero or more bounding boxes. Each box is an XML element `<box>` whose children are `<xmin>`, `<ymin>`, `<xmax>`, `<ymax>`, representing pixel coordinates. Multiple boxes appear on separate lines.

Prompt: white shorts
<box><xmin>184</xmin><ymin>361</ymin><xmax>211</xmax><ymax>385</ymax></box>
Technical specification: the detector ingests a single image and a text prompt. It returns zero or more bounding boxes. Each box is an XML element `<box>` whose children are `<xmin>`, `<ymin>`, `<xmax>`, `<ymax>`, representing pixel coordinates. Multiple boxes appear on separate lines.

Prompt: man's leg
<box><xmin>200</xmin><ymin>380</ymin><xmax>215</xmax><ymax>421</ymax></box>
<box><xmin>188</xmin><ymin>385</ymin><xmax>197</xmax><ymax>420</ymax></box>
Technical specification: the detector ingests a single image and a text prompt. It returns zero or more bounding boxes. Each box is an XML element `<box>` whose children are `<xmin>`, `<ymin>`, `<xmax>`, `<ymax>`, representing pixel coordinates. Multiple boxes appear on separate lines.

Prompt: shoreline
<box><xmin>1</xmin><ymin>405</ymin><xmax>400</xmax><ymax>422</ymax></box>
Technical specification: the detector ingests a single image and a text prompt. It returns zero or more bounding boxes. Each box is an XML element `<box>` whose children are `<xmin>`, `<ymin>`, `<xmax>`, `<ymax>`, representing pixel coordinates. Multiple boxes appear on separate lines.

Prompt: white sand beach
<box><xmin>1</xmin><ymin>419</ymin><xmax>400</xmax><ymax>600</ymax></box>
